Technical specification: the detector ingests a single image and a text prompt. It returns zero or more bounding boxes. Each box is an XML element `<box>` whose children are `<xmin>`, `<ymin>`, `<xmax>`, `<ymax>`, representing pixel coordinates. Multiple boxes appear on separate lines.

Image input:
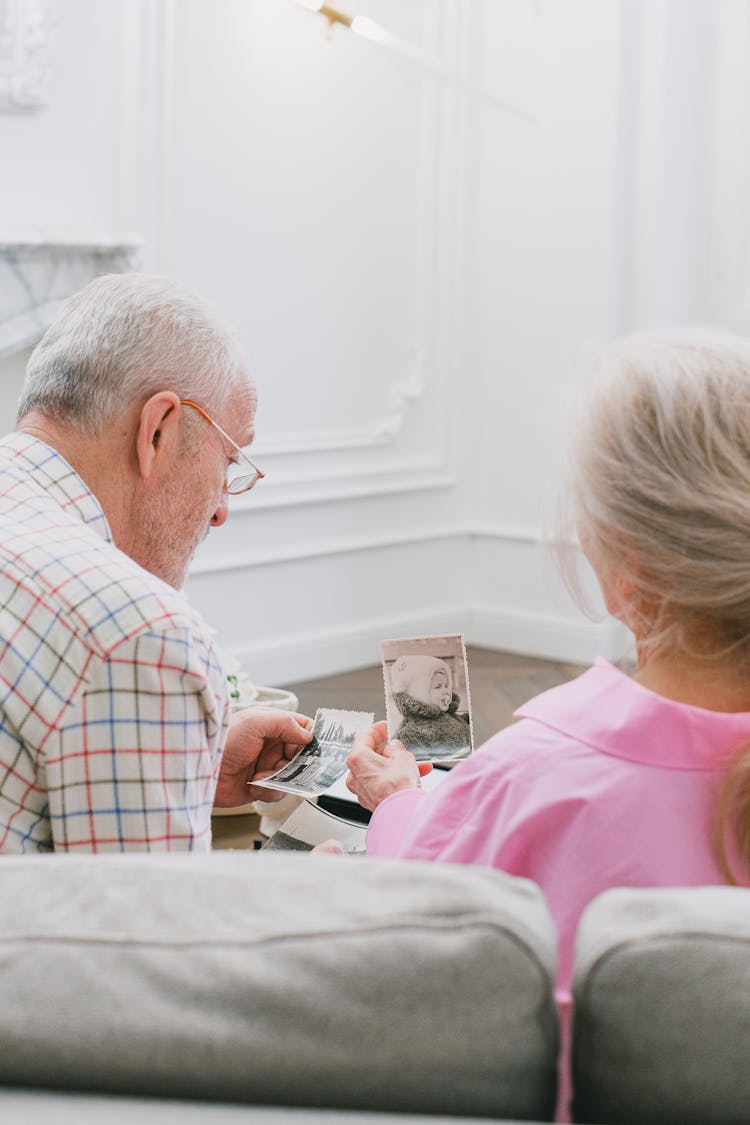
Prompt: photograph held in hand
<box><xmin>381</xmin><ymin>633</ymin><xmax>474</xmax><ymax>762</ymax></box>
<box><xmin>253</xmin><ymin>708</ymin><xmax>374</xmax><ymax>798</ymax></box>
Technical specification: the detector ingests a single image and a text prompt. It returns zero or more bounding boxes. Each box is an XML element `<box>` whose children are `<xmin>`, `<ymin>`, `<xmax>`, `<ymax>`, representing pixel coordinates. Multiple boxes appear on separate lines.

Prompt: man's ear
<box><xmin>135</xmin><ymin>391</ymin><xmax>182</xmax><ymax>481</ymax></box>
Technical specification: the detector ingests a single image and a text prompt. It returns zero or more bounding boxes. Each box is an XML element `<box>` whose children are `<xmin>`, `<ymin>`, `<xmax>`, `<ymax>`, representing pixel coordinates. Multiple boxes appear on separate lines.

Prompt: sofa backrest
<box><xmin>0</xmin><ymin>852</ymin><xmax>559</xmax><ymax>1120</ymax></box>
<box><xmin>572</xmin><ymin>884</ymin><xmax>750</xmax><ymax>1124</ymax></box>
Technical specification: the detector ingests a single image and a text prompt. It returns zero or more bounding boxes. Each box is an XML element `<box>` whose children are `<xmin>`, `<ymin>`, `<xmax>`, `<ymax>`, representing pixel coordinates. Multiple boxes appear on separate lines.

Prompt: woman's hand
<box><xmin>311</xmin><ymin>839</ymin><xmax>347</xmax><ymax>855</ymax></box>
<box><xmin>346</xmin><ymin>720</ymin><xmax>431</xmax><ymax>812</ymax></box>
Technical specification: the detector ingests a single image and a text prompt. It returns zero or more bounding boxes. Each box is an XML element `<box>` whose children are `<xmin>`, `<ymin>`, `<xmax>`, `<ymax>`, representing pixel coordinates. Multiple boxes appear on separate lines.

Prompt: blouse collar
<box><xmin>516</xmin><ymin>656</ymin><xmax>750</xmax><ymax>770</ymax></box>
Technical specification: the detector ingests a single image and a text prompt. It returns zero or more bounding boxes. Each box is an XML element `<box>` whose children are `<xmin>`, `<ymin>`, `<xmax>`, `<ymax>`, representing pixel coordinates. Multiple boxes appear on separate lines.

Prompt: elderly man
<box><xmin>0</xmin><ymin>272</ymin><xmax>311</xmax><ymax>852</ymax></box>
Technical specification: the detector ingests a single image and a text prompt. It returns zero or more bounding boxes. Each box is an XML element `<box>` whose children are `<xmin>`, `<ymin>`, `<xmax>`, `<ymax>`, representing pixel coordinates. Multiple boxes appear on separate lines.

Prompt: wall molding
<box><xmin>189</xmin><ymin>519</ymin><xmax>555</xmax><ymax>576</ymax></box>
<box><xmin>254</xmin><ymin>346</ymin><xmax>432</xmax><ymax>456</ymax></box>
<box><xmin>189</xmin><ymin>521</ymin><xmax>468</xmax><ymax>577</ymax></box>
<box><xmin>221</xmin><ymin>460</ymin><xmax>455</xmax><ymax>515</ymax></box>
<box><xmin>150</xmin><ymin>1</ymin><xmax>457</xmax><ymax>474</ymax></box>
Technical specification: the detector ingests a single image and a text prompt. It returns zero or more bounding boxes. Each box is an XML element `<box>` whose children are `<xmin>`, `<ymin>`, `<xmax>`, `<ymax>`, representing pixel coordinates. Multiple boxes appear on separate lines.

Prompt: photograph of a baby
<box><xmin>381</xmin><ymin>635</ymin><xmax>474</xmax><ymax>763</ymax></box>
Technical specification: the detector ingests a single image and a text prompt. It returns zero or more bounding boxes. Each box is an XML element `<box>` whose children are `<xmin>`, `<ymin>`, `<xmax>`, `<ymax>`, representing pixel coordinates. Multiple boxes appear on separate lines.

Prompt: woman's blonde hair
<box><xmin>565</xmin><ymin>328</ymin><xmax>750</xmax><ymax>882</ymax></box>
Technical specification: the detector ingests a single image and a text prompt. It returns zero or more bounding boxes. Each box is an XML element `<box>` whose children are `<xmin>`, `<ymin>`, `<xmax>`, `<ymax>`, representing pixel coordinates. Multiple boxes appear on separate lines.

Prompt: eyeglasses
<box><xmin>180</xmin><ymin>399</ymin><xmax>265</xmax><ymax>495</ymax></box>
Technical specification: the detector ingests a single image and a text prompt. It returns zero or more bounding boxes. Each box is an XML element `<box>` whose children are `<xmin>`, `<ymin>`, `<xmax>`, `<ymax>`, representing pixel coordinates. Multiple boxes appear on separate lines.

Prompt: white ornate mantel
<box><xmin>0</xmin><ymin>232</ymin><xmax>142</xmax><ymax>358</ymax></box>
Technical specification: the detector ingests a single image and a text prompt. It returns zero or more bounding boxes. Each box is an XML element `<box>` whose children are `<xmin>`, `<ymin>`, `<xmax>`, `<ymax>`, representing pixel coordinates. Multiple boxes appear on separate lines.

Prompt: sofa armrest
<box><xmin>572</xmin><ymin>885</ymin><xmax>750</xmax><ymax>1124</ymax></box>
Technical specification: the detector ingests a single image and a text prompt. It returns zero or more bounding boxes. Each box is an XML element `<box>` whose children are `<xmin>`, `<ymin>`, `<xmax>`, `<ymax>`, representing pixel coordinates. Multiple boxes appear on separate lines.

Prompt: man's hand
<box><xmin>345</xmin><ymin>720</ymin><xmax>431</xmax><ymax>812</ymax></box>
<box><xmin>214</xmin><ymin>706</ymin><xmax>313</xmax><ymax>807</ymax></box>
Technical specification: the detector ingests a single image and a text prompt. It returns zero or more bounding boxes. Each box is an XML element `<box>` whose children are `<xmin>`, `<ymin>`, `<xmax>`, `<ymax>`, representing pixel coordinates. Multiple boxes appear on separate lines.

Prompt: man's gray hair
<box><xmin>17</xmin><ymin>273</ymin><xmax>248</xmax><ymax>434</ymax></box>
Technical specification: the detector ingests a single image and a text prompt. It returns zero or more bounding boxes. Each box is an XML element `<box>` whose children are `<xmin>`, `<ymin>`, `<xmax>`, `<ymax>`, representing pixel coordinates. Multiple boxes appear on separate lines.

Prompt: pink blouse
<box><xmin>367</xmin><ymin>657</ymin><xmax>750</xmax><ymax>992</ymax></box>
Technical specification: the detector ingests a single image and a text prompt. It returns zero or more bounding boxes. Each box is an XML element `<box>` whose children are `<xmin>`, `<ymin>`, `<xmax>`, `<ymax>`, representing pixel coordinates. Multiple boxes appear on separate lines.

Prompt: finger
<box><xmin>290</xmin><ymin>712</ymin><xmax>315</xmax><ymax>732</ymax></box>
<box><xmin>346</xmin><ymin>743</ymin><xmax>387</xmax><ymax>772</ymax></box>
<box><xmin>243</xmin><ymin>707</ymin><xmax>313</xmax><ymax>743</ymax></box>
<box><xmin>245</xmin><ymin>783</ymin><xmax>284</xmax><ymax>803</ymax></box>
<box><xmin>280</xmin><ymin>715</ymin><xmax>314</xmax><ymax>742</ymax></box>
<box><xmin>254</xmin><ymin>742</ymin><xmax>295</xmax><ymax>774</ymax></box>
<box><xmin>371</xmin><ymin>719</ymin><xmax>389</xmax><ymax>744</ymax></box>
<box><xmin>250</xmin><ymin>767</ymin><xmax>285</xmax><ymax>784</ymax></box>
<box><xmin>382</xmin><ymin>739</ymin><xmax>412</xmax><ymax>761</ymax></box>
<box><xmin>351</xmin><ymin>722</ymin><xmax>386</xmax><ymax>754</ymax></box>
<box><xmin>344</xmin><ymin>770</ymin><xmax>372</xmax><ymax>800</ymax></box>
<box><xmin>311</xmin><ymin>839</ymin><xmax>346</xmax><ymax>855</ymax></box>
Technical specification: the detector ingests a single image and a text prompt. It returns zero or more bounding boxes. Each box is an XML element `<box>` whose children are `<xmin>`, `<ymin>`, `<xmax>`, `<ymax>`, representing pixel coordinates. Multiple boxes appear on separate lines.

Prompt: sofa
<box><xmin>0</xmin><ymin>853</ymin><xmax>747</xmax><ymax>1124</ymax></box>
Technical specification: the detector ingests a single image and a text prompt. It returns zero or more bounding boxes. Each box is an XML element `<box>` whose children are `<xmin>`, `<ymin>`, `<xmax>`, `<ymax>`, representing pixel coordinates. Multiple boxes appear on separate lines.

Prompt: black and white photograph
<box><xmin>380</xmin><ymin>634</ymin><xmax>474</xmax><ymax>763</ymax></box>
<box><xmin>254</xmin><ymin>707</ymin><xmax>374</xmax><ymax>798</ymax></box>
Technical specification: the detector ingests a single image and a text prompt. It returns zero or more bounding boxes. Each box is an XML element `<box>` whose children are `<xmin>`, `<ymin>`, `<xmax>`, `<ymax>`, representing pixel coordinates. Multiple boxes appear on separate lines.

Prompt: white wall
<box><xmin>467</xmin><ymin>0</ymin><xmax>624</xmax><ymax>662</ymax></box>
<box><xmin>1</xmin><ymin>0</ymin><xmax>746</xmax><ymax>686</ymax></box>
<box><xmin>0</xmin><ymin>1</ymin><xmax>128</xmax><ymax>229</ymax></box>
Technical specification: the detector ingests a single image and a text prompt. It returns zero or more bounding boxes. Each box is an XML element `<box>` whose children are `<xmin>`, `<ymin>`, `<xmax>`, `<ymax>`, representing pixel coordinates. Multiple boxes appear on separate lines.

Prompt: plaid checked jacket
<box><xmin>0</xmin><ymin>433</ymin><xmax>230</xmax><ymax>852</ymax></box>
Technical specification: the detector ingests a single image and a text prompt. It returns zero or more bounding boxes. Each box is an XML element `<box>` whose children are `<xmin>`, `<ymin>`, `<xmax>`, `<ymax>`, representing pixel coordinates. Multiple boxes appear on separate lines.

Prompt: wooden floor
<box><xmin>211</xmin><ymin>646</ymin><xmax>587</xmax><ymax>850</ymax></box>
<box><xmin>286</xmin><ymin>646</ymin><xmax>587</xmax><ymax>748</ymax></box>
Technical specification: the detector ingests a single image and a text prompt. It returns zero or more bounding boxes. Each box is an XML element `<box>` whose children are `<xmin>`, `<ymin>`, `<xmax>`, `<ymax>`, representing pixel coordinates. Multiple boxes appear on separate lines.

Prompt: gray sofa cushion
<box><xmin>572</xmin><ymin>885</ymin><xmax>750</xmax><ymax>1124</ymax></box>
<box><xmin>0</xmin><ymin>853</ymin><xmax>558</xmax><ymax>1120</ymax></box>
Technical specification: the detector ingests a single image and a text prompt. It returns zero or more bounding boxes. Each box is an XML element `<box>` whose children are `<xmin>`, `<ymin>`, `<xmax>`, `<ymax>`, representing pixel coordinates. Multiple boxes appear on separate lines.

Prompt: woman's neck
<box><xmin>634</xmin><ymin>645</ymin><xmax>750</xmax><ymax>713</ymax></box>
